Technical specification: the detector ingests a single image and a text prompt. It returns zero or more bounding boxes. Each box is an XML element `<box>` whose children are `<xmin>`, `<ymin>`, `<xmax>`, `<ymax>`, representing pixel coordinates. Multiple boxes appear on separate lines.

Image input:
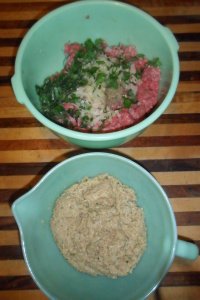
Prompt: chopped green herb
<box><xmin>148</xmin><ymin>57</ymin><xmax>162</xmax><ymax>67</ymax></box>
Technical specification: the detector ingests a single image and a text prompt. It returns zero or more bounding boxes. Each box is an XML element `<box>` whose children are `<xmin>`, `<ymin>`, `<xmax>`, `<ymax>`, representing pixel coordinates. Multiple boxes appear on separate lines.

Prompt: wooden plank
<box><xmin>149</xmin><ymin>287</ymin><xmax>200</xmax><ymax>300</ymax></box>
<box><xmin>0</xmin><ymin>171</ymin><xmax>200</xmax><ymax>189</ymax></box>
<box><xmin>153</xmin><ymin>171</ymin><xmax>200</xmax><ymax>185</ymax></box>
<box><xmin>0</xmin><ymin>260</ymin><xmax>29</xmax><ymax>276</ymax></box>
<box><xmin>170</xmin><ymin>198</ymin><xmax>200</xmax><ymax>212</ymax></box>
<box><xmin>169</xmin><ymin>257</ymin><xmax>200</xmax><ymax>272</ymax></box>
<box><xmin>0</xmin><ymin>290</ymin><xmax>48</xmax><ymax>300</ymax></box>
<box><xmin>0</xmin><ymin>231</ymin><xmax>20</xmax><ymax>246</ymax></box>
<box><xmin>178</xmin><ymin>226</ymin><xmax>200</xmax><ymax>240</ymax></box>
<box><xmin>168</xmin><ymin>23</ymin><xmax>200</xmax><ymax>33</ymax></box>
<box><xmin>0</xmin><ymin>146</ymin><xmax>199</xmax><ymax>163</ymax></box>
<box><xmin>0</xmin><ymin>203</ymin><xmax>12</xmax><ymax>216</ymax></box>
<box><xmin>180</xmin><ymin>42</ymin><xmax>200</xmax><ymax>52</ymax></box>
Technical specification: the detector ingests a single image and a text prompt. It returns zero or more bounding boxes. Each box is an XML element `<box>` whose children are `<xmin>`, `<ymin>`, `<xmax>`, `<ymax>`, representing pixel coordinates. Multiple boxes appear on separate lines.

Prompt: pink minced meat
<box><xmin>102</xmin><ymin>66</ymin><xmax>160</xmax><ymax>132</ymax></box>
<box><xmin>63</xmin><ymin>41</ymin><xmax>161</xmax><ymax>133</ymax></box>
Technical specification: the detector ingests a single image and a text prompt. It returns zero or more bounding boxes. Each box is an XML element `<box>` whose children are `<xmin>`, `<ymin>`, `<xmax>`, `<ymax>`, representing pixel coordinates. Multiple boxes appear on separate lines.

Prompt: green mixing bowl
<box><xmin>11</xmin><ymin>0</ymin><xmax>180</xmax><ymax>148</ymax></box>
<box><xmin>12</xmin><ymin>152</ymin><xmax>198</xmax><ymax>300</ymax></box>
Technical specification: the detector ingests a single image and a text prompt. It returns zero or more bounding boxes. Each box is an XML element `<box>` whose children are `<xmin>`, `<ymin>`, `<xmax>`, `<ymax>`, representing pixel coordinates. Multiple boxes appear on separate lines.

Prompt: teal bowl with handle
<box><xmin>12</xmin><ymin>152</ymin><xmax>198</xmax><ymax>300</ymax></box>
<box><xmin>11</xmin><ymin>0</ymin><xmax>179</xmax><ymax>148</ymax></box>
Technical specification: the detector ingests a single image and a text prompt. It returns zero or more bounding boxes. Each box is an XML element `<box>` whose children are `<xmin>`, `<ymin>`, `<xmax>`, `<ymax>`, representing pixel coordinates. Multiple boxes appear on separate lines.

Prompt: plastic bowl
<box><xmin>11</xmin><ymin>0</ymin><xmax>179</xmax><ymax>148</ymax></box>
<box><xmin>12</xmin><ymin>152</ymin><xmax>198</xmax><ymax>300</ymax></box>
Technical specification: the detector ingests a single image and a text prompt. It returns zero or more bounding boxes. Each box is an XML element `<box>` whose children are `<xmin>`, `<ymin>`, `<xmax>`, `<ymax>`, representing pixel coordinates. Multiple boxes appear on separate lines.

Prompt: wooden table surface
<box><xmin>0</xmin><ymin>0</ymin><xmax>200</xmax><ymax>299</ymax></box>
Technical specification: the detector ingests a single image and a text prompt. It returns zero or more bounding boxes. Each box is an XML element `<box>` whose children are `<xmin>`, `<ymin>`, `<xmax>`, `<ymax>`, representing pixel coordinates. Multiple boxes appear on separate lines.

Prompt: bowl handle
<box><xmin>175</xmin><ymin>239</ymin><xmax>199</xmax><ymax>260</ymax></box>
<box><xmin>162</xmin><ymin>26</ymin><xmax>179</xmax><ymax>52</ymax></box>
<box><xmin>11</xmin><ymin>75</ymin><xmax>25</xmax><ymax>104</ymax></box>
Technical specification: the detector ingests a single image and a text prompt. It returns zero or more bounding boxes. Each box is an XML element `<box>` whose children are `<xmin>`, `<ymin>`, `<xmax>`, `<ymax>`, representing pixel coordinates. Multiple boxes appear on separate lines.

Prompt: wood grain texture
<box><xmin>0</xmin><ymin>0</ymin><xmax>199</xmax><ymax>299</ymax></box>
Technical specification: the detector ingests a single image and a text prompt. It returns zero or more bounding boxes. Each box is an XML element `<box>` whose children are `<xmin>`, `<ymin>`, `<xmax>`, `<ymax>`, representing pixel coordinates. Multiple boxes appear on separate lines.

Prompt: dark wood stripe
<box><xmin>179</xmin><ymin>52</ymin><xmax>200</xmax><ymax>61</ymax></box>
<box><xmin>0</xmin><ymin>162</ymin><xmax>57</xmax><ymax>176</ymax></box>
<box><xmin>0</xmin><ymin>275</ymin><xmax>37</xmax><ymax>290</ymax></box>
<box><xmin>0</xmin><ymin>118</ymin><xmax>42</xmax><ymax>128</ymax></box>
<box><xmin>180</xmin><ymin>71</ymin><xmax>200</xmax><ymax>81</ymax></box>
<box><xmin>0</xmin><ymin>272</ymin><xmax>199</xmax><ymax>290</ymax></box>
<box><xmin>164</xmin><ymin>184</ymin><xmax>200</xmax><ymax>198</ymax></box>
<box><xmin>0</xmin><ymin>217</ymin><xmax>18</xmax><ymax>230</ymax></box>
<box><xmin>0</xmin><ymin>20</ymin><xmax>36</xmax><ymax>29</ymax></box>
<box><xmin>160</xmin><ymin>272</ymin><xmax>200</xmax><ymax>287</ymax></box>
<box><xmin>141</xmin><ymin>158</ymin><xmax>200</xmax><ymax>172</ymax></box>
<box><xmin>0</xmin><ymin>38</ymin><xmax>22</xmax><ymax>47</ymax></box>
<box><xmin>175</xmin><ymin>33</ymin><xmax>200</xmax><ymax>42</ymax></box>
<box><xmin>175</xmin><ymin>212</ymin><xmax>200</xmax><ymax>226</ymax></box>
<box><xmin>0</xmin><ymin>245</ymin><xmax>23</xmax><ymax>260</ymax></box>
<box><xmin>0</xmin><ymin>136</ymin><xmax>200</xmax><ymax>150</ymax></box>
<box><xmin>0</xmin><ymin>57</ymin><xmax>15</xmax><ymax>67</ymax></box>
<box><xmin>0</xmin><ymin>1</ymin><xmax>69</xmax><ymax>11</ymax></box>
<box><xmin>0</xmin><ymin>158</ymin><xmax>200</xmax><ymax>177</ymax></box>
<box><xmin>124</xmin><ymin>136</ymin><xmax>200</xmax><ymax>147</ymax></box>
<box><xmin>156</xmin><ymin>113</ymin><xmax>200</xmax><ymax>124</ymax></box>
<box><xmin>1</xmin><ymin>211</ymin><xmax>200</xmax><ymax>231</ymax></box>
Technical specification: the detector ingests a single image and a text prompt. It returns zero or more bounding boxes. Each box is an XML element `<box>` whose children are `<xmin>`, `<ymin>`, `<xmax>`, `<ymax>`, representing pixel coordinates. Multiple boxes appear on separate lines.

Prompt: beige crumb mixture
<box><xmin>51</xmin><ymin>174</ymin><xmax>147</xmax><ymax>278</ymax></box>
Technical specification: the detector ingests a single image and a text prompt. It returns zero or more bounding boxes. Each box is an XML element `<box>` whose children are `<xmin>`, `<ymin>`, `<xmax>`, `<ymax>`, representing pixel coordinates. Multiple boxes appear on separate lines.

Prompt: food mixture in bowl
<box><xmin>51</xmin><ymin>174</ymin><xmax>147</xmax><ymax>278</ymax></box>
<box><xmin>36</xmin><ymin>39</ymin><xmax>161</xmax><ymax>133</ymax></box>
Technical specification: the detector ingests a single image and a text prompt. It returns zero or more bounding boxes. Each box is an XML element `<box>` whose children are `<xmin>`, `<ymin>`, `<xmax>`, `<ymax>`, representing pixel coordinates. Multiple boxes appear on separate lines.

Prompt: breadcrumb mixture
<box><xmin>51</xmin><ymin>174</ymin><xmax>147</xmax><ymax>278</ymax></box>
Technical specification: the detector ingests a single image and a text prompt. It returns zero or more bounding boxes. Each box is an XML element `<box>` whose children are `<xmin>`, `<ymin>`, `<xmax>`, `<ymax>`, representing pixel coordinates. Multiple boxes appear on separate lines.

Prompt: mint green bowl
<box><xmin>12</xmin><ymin>152</ymin><xmax>198</xmax><ymax>300</ymax></box>
<box><xmin>11</xmin><ymin>0</ymin><xmax>179</xmax><ymax>148</ymax></box>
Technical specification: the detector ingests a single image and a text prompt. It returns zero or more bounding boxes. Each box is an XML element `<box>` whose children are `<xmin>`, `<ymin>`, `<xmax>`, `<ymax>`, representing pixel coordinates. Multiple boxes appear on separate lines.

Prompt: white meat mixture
<box><xmin>51</xmin><ymin>174</ymin><xmax>147</xmax><ymax>278</ymax></box>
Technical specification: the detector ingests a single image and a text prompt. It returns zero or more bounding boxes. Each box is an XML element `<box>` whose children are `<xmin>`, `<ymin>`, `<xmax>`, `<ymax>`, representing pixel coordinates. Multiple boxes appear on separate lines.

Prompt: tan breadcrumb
<box><xmin>51</xmin><ymin>174</ymin><xmax>147</xmax><ymax>278</ymax></box>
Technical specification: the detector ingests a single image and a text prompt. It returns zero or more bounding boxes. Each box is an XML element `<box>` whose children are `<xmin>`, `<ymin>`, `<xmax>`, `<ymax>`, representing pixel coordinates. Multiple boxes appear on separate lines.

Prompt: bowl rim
<box><xmin>13</xmin><ymin>0</ymin><xmax>180</xmax><ymax>142</ymax></box>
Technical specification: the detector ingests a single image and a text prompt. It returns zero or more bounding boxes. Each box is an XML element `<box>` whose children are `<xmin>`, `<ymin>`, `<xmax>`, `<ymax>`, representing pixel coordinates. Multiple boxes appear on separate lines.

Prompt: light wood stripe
<box><xmin>170</xmin><ymin>198</ymin><xmax>200</xmax><ymax>212</ymax></box>
<box><xmin>0</xmin><ymin>128</ymin><xmax>58</xmax><ymax>140</ymax></box>
<box><xmin>0</xmin><ymin>29</ymin><xmax>27</xmax><ymax>38</ymax></box>
<box><xmin>0</xmin><ymin>203</ymin><xmax>12</xmax><ymax>216</ymax></box>
<box><xmin>0</xmin><ymin>260</ymin><xmax>29</xmax><ymax>276</ymax></box>
<box><xmin>0</xmin><ymin>11</ymin><xmax>44</xmax><ymax>21</ymax></box>
<box><xmin>168</xmin><ymin>23</ymin><xmax>200</xmax><ymax>33</ymax></box>
<box><xmin>180</xmin><ymin>61</ymin><xmax>200</xmax><ymax>71</ymax></box>
<box><xmin>2</xmin><ymin>62</ymin><xmax>200</xmax><ymax>77</ymax></box>
<box><xmin>169</xmin><ymin>257</ymin><xmax>200</xmax><ymax>272</ymax></box>
<box><xmin>0</xmin><ymin>146</ymin><xmax>199</xmax><ymax>163</ymax></box>
<box><xmin>0</xmin><ymin>47</ymin><xmax>17</xmax><ymax>56</ymax></box>
<box><xmin>115</xmin><ymin>146</ymin><xmax>200</xmax><ymax>160</ymax></box>
<box><xmin>0</xmin><ymin>124</ymin><xmax>199</xmax><ymax>140</ymax></box>
<box><xmin>0</xmin><ymin>23</ymin><xmax>199</xmax><ymax>38</ymax></box>
<box><xmin>178</xmin><ymin>226</ymin><xmax>200</xmax><ymax>240</ymax></box>
<box><xmin>0</xmin><ymin>66</ymin><xmax>13</xmax><ymax>77</ymax></box>
<box><xmin>165</xmin><ymin>101</ymin><xmax>200</xmax><ymax>114</ymax></box>
<box><xmin>142</xmin><ymin>124</ymin><xmax>200</xmax><ymax>137</ymax></box>
<box><xmin>145</xmin><ymin>6</ymin><xmax>200</xmax><ymax>16</ymax></box>
<box><xmin>153</xmin><ymin>171</ymin><xmax>200</xmax><ymax>185</ymax></box>
<box><xmin>0</xmin><ymin>255</ymin><xmax>200</xmax><ymax>277</ymax></box>
<box><xmin>0</xmin><ymin>231</ymin><xmax>20</xmax><ymax>246</ymax></box>
<box><xmin>0</xmin><ymin>171</ymin><xmax>199</xmax><ymax>189</ymax></box>
<box><xmin>0</xmin><ymin>290</ymin><xmax>48</xmax><ymax>300</ymax></box>
<box><xmin>149</xmin><ymin>287</ymin><xmax>200</xmax><ymax>300</ymax></box>
<box><xmin>180</xmin><ymin>42</ymin><xmax>200</xmax><ymax>52</ymax></box>
<box><xmin>177</xmin><ymin>82</ymin><xmax>200</xmax><ymax>93</ymax></box>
